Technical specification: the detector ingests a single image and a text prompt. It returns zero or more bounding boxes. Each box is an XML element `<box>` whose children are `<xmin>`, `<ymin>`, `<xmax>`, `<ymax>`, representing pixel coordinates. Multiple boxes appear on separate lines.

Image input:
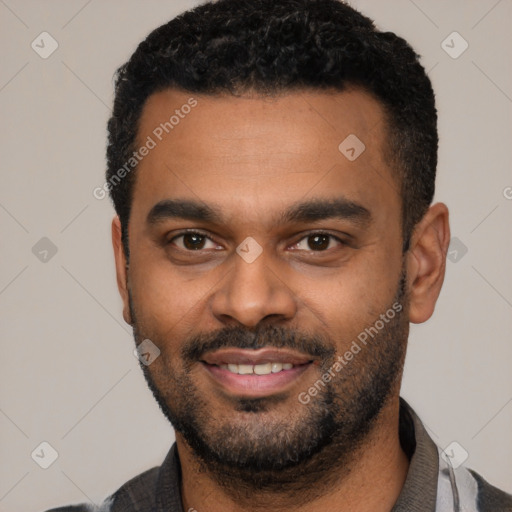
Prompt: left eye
<box><xmin>293</xmin><ymin>233</ymin><xmax>342</xmax><ymax>252</ymax></box>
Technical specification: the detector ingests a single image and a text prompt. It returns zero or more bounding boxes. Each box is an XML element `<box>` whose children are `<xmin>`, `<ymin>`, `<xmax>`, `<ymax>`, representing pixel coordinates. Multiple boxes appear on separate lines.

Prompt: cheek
<box><xmin>316</xmin><ymin>251</ymin><xmax>403</xmax><ymax>342</ymax></box>
<box><xmin>128</xmin><ymin>251</ymin><xmax>217</xmax><ymax>349</ymax></box>
<box><xmin>131</xmin><ymin>253</ymin><xmax>196</xmax><ymax>321</ymax></box>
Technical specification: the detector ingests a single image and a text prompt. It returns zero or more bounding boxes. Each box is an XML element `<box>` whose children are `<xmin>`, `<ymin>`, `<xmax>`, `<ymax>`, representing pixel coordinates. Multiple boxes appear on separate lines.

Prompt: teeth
<box><xmin>271</xmin><ymin>362</ymin><xmax>283</xmax><ymax>373</ymax></box>
<box><xmin>220</xmin><ymin>362</ymin><xmax>295</xmax><ymax>375</ymax></box>
<box><xmin>254</xmin><ymin>363</ymin><xmax>272</xmax><ymax>375</ymax></box>
<box><xmin>238</xmin><ymin>364</ymin><xmax>253</xmax><ymax>375</ymax></box>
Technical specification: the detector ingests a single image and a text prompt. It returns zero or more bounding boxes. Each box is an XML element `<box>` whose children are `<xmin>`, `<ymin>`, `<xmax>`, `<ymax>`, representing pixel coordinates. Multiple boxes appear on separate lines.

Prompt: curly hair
<box><xmin>106</xmin><ymin>0</ymin><xmax>437</xmax><ymax>255</ymax></box>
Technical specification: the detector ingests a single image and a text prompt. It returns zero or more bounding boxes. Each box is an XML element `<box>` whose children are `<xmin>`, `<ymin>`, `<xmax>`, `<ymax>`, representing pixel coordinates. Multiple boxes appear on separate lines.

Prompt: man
<box><xmin>48</xmin><ymin>0</ymin><xmax>512</xmax><ymax>510</ymax></box>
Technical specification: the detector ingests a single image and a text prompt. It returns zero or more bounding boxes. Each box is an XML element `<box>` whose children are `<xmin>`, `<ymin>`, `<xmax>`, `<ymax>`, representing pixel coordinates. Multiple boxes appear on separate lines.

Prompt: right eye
<box><xmin>168</xmin><ymin>230</ymin><xmax>221</xmax><ymax>251</ymax></box>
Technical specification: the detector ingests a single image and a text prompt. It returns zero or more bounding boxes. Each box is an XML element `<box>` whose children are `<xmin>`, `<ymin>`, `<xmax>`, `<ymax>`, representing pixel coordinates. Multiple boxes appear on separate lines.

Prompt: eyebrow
<box><xmin>146</xmin><ymin>197</ymin><xmax>372</xmax><ymax>227</ymax></box>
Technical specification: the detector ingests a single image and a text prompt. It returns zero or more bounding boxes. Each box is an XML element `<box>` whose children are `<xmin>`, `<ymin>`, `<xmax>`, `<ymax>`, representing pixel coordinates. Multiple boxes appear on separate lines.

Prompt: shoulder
<box><xmin>437</xmin><ymin>449</ymin><xmax>512</xmax><ymax>512</ymax></box>
<box><xmin>44</xmin><ymin>466</ymin><xmax>160</xmax><ymax>512</ymax></box>
<box><xmin>468</xmin><ymin>469</ymin><xmax>512</xmax><ymax>512</ymax></box>
<box><xmin>106</xmin><ymin>466</ymin><xmax>160</xmax><ymax>510</ymax></box>
<box><xmin>44</xmin><ymin>506</ymin><xmax>98</xmax><ymax>512</ymax></box>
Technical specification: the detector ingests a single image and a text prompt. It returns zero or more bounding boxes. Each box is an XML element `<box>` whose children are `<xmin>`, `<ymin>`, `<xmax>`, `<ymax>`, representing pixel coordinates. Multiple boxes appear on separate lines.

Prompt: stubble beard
<box><xmin>129</xmin><ymin>272</ymin><xmax>409</xmax><ymax>499</ymax></box>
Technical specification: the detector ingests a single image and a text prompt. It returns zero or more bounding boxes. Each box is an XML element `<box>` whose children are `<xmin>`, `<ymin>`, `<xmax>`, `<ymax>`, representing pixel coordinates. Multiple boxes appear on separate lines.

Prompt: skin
<box><xmin>112</xmin><ymin>88</ymin><xmax>450</xmax><ymax>511</ymax></box>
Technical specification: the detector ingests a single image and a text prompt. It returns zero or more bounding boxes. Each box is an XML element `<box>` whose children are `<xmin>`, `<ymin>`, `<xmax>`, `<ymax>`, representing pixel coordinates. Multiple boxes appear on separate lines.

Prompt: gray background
<box><xmin>0</xmin><ymin>1</ymin><xmax>511</xmax><ymax>510</ymax></box>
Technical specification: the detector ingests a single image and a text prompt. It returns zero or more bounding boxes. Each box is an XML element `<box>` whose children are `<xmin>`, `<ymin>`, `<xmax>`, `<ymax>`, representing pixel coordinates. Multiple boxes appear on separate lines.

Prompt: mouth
<box><xmin>200</xmin><ymin>347</ymin><xmax>316</xmax><ymax>398</ymax></box>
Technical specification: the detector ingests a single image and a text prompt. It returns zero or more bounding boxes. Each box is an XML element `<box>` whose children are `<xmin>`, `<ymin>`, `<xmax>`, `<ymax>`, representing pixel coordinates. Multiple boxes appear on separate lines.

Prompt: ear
<box><xmin>405</xmin><ymin>203</ymin><xmax>450</xmax><ymax>324</ymax></box>
<box><xmin>112</xmin><ymin>216</ymin><xmax>132</xmax><ymax>325</ymax></box>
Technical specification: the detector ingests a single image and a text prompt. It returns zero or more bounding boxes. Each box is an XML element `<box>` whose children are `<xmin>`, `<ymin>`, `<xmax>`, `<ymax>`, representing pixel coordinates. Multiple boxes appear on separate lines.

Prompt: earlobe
<box><xmin>112</xmin><ymin>216</ymin><xmax>133</xmax><ymax>325</ymax></box>
<box><xmin>406</xmin><ymin>203</ymin><xmax>450</xmax><ymax>324</ymax></box>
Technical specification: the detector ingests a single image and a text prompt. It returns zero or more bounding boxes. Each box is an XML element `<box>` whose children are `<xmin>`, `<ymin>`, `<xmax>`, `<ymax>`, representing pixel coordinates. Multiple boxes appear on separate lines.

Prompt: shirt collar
<box><xmin>391</xmin><ymin>397</ymin><xmax>439</xmax><ymax>512</ymax></box>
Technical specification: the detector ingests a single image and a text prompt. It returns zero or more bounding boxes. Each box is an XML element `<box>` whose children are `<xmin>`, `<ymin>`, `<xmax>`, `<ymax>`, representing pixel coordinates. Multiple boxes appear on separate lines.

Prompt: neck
<box><xmin>177</xmin><ymin>395</ymin><xmax>409</xmax><ymax>512</ymax></box>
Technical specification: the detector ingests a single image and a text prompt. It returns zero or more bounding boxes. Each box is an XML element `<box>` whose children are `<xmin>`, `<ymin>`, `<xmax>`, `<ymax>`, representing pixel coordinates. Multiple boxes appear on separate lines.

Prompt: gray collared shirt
<box><xmin>46</xmin><ymin>398</ymin><xmax>512</xmax><ymax>511</ymax></box>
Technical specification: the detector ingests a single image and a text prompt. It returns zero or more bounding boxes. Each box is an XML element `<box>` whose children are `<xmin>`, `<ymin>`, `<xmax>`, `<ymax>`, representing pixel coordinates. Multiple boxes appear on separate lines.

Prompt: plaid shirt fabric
<box><xmin>46</xmin><ymin>398</ymin><xmax>512</xmax><ymax>512</ymax></box>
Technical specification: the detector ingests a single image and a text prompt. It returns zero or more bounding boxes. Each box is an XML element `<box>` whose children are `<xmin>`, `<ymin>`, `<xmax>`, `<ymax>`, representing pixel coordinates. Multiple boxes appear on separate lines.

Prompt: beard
<box><xmin>128</xmin><ymin>271</ymin><xmax>409</xmax><ymax>498</ymax></box>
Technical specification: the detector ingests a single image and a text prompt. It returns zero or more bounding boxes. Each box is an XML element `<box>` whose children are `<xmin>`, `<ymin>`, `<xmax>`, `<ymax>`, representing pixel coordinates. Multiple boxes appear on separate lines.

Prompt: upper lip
<box><xmin>201</xmin><ymin>348</ymin><xmax>314</xmax><ymax>366</ymax></box>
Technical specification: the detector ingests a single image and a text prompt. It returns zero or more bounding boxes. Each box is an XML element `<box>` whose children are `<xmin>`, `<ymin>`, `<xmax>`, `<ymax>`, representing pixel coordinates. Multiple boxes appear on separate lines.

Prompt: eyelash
<box><xmin>168</xmin><ymin>229</ymin><xmax>347</xmax><ymax>252</ymax></box>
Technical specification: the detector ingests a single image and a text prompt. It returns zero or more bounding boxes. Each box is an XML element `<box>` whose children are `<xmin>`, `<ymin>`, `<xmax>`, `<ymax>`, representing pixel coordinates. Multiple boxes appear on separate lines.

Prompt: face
<box><xmin>117</xmin><ymin>88</ymin><xmax>410</xmax><ymax>487</ymax></box>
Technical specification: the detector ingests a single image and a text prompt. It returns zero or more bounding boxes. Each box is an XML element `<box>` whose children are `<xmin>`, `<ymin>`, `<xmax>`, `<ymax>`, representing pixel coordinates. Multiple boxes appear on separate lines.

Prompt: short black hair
<box><xmin>106</xmin><ymin>0</ymin><xmax>437</xmax><ymax>255</ymax></box>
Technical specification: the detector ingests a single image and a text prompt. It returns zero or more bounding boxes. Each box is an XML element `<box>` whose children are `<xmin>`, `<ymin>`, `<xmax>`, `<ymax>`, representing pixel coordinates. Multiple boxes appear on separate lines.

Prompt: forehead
<box><xmin>131</xmin><ymin>88</ymin><xmax>399</xmax><ymax>228</ymax></box>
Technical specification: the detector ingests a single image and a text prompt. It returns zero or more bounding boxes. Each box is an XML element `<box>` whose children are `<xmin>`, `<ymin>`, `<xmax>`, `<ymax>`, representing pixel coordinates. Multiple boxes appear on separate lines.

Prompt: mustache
<box><xmin>181</xmin><ymin>324</ymin><xmax>335</xmax><ymax>363</ymax></box>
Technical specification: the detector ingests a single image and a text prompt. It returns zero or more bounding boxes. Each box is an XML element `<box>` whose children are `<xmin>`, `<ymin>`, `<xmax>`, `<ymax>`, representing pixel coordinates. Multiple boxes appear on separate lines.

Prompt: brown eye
<box><xmin>182</xmin><ymin>233</ymin><xmax>206</xmax><ymax>250</ymax></box>
<box><xmin>307</xmin><ymin>234</ymin><xmax>330</xmax><ymax>251</ymax></box>
<box><xmin>170</xmin><ymin>231</ymin><xmax>218</xmax><ymax>251</ymax></box>
<box><xmin>294</xmin><ymin>233</ymin><xmax>343</xmax><ymax>252</ymax></box>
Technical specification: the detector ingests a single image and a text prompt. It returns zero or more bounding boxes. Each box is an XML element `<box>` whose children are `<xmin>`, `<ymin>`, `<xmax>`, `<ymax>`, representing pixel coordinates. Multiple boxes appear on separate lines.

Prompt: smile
<box><xmin>200</xmin><ymin>348</ymin><xmax>315</xmax><ymax>397</ymax></box>
<box><xmin>219</xmin><ymin>362</ymin><xmax>294</xmax><ymax>375</ymax></box>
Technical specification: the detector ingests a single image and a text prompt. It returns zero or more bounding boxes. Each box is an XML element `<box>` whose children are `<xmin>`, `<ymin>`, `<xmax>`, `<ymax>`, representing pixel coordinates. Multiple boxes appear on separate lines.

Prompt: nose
<box><xmin>210</xmin><ymin>246</ymin><xmax>298</xmax><ymax>328</ymax></box>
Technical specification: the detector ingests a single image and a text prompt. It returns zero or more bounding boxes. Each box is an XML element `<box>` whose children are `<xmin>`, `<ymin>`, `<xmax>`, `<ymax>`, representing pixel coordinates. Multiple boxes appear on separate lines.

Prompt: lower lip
<box><xmin>202</xmin><ymin>362</ymin><xmax>312</xmax><ymax>398</ymax></box>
